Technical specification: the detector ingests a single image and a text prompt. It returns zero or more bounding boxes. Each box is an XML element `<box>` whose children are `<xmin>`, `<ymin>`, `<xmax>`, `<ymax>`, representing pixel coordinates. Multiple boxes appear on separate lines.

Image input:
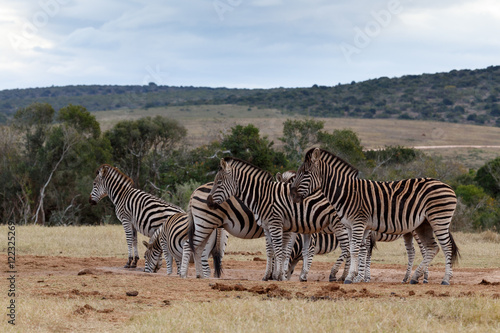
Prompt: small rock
<box><xmin>126</xmin><ymin>291</ymin><xmax>139</xmax><ymax>297</ymax></box>
<box><xmin>77</xmin><ymin>268</ymin><xmax>95</xmax><ymax>276</ymax></box>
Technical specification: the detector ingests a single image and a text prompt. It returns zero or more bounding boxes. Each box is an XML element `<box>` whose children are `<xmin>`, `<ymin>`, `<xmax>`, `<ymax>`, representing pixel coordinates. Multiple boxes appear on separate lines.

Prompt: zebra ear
<box><xmin>220</xmin><ymin>158</ymin><xmax>230</xmax><ymax>172</ymax></box>
<box><xmin>311</xmin><ymin>148</ymin><xmax>321</xmax><ymax>164</ymax></box>
<box><xmin>275</xmin><ymin>172</ymin><xmax>282</xmax><ymax>182</ymax></box>
<box><xmin>99</xmin><ymin>165</ymin><xmax>109</xmax><ymax>177</ymax></box>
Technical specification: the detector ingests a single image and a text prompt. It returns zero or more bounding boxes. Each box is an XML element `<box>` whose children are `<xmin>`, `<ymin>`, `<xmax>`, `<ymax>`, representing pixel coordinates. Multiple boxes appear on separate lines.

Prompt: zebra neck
<box><xmin>236</xmin><ymin>175</ymin><xmax>274</xmax><ymax>215</ymax></box>
<box><xmin>323</xmin><ymin>168</ymin><xmax>359</xmax><ymax>215</ymax></box>
<box><xmin>105</xmin><ymin>178</ymin><xmax>133</xmax><ymax>205</ymax></box>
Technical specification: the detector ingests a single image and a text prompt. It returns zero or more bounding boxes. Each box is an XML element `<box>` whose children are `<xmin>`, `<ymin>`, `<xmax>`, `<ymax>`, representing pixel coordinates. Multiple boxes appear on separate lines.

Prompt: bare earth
<box><xmin>7</xmin><ymin>254</ymin><xmax>500</xmax><ymax>323</ymax></box>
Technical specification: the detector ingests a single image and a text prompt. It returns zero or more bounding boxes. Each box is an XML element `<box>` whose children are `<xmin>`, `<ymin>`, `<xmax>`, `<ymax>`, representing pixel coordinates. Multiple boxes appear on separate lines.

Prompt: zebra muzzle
<box><xmin>290</xmin><ymin>187</ymin><xmax>303</xmax><ymax>204</ymax></box>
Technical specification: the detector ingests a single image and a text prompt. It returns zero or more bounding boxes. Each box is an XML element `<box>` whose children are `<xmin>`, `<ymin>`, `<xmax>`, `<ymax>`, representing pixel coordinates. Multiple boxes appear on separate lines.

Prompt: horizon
<box><xmin>1</xmin><ymin>64</ymin><xmax>497</xmax><ymax>92</ymax></box>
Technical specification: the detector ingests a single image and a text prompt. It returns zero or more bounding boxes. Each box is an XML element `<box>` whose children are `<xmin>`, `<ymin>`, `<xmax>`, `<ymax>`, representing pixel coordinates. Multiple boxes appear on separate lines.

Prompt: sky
<box><xmin>1</xmin><ymin>0</ymin><xmax>499</xmax><ymax>90</ymax></box>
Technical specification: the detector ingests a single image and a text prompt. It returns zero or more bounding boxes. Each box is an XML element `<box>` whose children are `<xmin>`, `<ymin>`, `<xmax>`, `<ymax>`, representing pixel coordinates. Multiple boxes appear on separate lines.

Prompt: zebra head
<box><xmin>290</xmin><ymin>148</ymin><xmax>322</xmax><ymax>203</ymax></box>
<box><xmin>142</xmin><ymin>240</ymin><xmax>163</xmax><ymax>273</ymax></box>
<box><xmin>207</xmin><ymin>158</ymin><xmax>239</xmax><ymax>210</ymax></box>
<box><xmin>89</xmin><ymin>165</ymin><xmax>110</xmax><ymax>205</ymax></box>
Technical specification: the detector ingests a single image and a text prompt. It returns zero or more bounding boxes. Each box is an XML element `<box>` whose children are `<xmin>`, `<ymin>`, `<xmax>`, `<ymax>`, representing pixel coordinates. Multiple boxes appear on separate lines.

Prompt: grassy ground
<box><xmin>4</xmin><ymin>225</ymin><xmax>499</xmax><ymax>268</ymax></box>
<box><xmin>92</xmin><ymin>105</ymin><xmax>500</xmax><ymax>169</ymax></box>
<box><xmin>1</xmin><ymin>225</ymin><xmax>499</xmax><ymax>332</ymax></box>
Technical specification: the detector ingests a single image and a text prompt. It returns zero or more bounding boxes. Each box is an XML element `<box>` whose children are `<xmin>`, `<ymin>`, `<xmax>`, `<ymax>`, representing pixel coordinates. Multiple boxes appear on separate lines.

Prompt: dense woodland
<box><xmin>1</xmin><ymin>66</ymin><xmax>500</xmax><ymax>126</ymax></box>
<box><xmin>1</xmin><ymin>102</ymin><xmax>499</xmax><ymax>231</ymax></box>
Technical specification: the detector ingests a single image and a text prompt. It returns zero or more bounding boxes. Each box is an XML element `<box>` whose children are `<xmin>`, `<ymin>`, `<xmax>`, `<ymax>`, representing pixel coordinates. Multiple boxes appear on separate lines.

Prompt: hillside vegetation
<box><xmin>1</xmin><ymin>66</ymin><xmax>500</xmax><ymax>126</ymax></box>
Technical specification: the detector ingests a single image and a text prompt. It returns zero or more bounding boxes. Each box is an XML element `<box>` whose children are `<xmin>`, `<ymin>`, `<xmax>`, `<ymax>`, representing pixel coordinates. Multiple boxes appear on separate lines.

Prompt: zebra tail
<box><xmin>212</xmin><ymin>228</ymin><xmax>224</xmax><ymax>278</ymax></box>
<box><xmin>449</xmin><ymin>232</ymin><xmax>461</xmax><ymax>266</ymax></box>
<box><xmin>187</xmin><ymin>205</ymin><xmax>196</xmax><ymax>253</ymax></box>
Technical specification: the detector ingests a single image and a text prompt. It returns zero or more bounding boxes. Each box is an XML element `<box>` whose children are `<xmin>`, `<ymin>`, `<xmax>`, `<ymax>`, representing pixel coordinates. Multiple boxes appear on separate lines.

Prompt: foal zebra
<box><xmin>179</xmin><ymin>182</ymin><xmax>268</xmax><ymax>279</ymax></box>
<box><xmin>291</xmin><ymin>148</ymin><xmax>459</xmax><ymax>285</ymax></box>
<box><xmin>207</xmin><ymin>157</ymin><xmax>339</xmax><ymax>281</ymax></box>
<box><xmin>89</xmin><ymin>164</ymin><xmax>184</xmax><ymax>268</ymax></box>
<box><xmin>143</xmin><ymin>212</ymin><xmax>227</xmax><ymax>277</ymax></box>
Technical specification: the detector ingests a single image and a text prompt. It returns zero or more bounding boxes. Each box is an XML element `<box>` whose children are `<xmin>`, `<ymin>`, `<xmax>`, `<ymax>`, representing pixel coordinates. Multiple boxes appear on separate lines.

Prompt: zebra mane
<box><xmin>222</xmin><ymin>157</ymin><xmax>274</xmax><ymax>182</ymax></box>
<box><xmin>304</xmin><ymin>148</ymin><xmax>359</xmax><ymax>177</ymax></box>
<box><xmin>98</xmin><ymin>164</ymin><xmax>135</xmax><ymax>187</ymax></box>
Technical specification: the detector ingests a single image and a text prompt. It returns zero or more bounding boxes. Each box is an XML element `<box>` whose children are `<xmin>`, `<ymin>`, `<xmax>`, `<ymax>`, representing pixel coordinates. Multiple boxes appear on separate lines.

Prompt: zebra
<box><xmin>179</xmin><ymin>182</ymin><xmax>269</xmax><ymax>280</ymax></box>
<box><xmin>281</xmin><ymin>170</ymin><xmax>428</xmax><ymax>284</ymax></box>
<box><xmin>276</xmin><ymin>171</ymin><xmax>351</xmax><ymax>282</ymax></box>
<box><xmin>207</xmin><ymin>157</ymin><xmax>340</xmax><ymax>281</ymax></box>
<box><xmin>142</xmin><ymin>212</ymin><xmax>227</xmax><ymax>277</ymax></box>
<box><xmin>290</xmin><ymin>148</ymin><xmax>459</xmax><ymax>285</ymax></box>
<box><xmin>89</xmin><ymin>164</ymin><xmax>184</xmax><ymax>269</ymax></box>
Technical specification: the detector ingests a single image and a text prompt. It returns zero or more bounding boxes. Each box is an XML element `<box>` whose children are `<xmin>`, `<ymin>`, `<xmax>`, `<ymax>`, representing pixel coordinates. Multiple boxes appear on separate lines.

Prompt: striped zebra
<box><xmin>282</xmin><ymin>171</ymin><xmax>428</xmax><ymax>284</ymax></box>
<box><xmin>179</xmin><ymin>182</ymin><xmax>270</xmax><ymax>279</ymax></box>
<box><xmin>143</xmin><ymin>212</ymin><xmax>227</xmax><ymax>277</ymax></box>
<box><xmin>89</xmin><ymin>164</ymin><xmax>184</xmax><ymax>269</ymax></box>
<box><xmin>277</xmin><ymin>171</ymin><xmax>351</xmax><ymax>282</ymax></box>
<box><xmin>207</xmin><ymin>157</ymin><xmax>339</xmax><ymax>281</ymax></box>
<box><xmin>290</xmin><ymin>148</ymin><xmax>459</xmax><ymax>285</ymax></box>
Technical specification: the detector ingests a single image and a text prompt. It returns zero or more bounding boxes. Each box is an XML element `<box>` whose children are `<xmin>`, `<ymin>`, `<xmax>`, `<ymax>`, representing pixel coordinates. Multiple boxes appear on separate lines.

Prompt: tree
<box><xmin>317</xmin><ymin>128</ymin><xmax>365</xmax><ymax>165</ymax></box>
<box><xmin>105</xmin><ymin>116</ymin><xmax>186</xmax><ymax>189</ymax></box>
<box><xmin>221</xmin><ymin>124</ymin><xmax>287</xmax><ymax>173</ymax></box>
<box><xmin>476</xmin><ymin>157</ymin><xmax>500</xmax><ymax>198</ymax></box>
<box><xmin>279</xmin><ymin>118</ymin><xmax>324</xmax><ymax>167</ymax></box>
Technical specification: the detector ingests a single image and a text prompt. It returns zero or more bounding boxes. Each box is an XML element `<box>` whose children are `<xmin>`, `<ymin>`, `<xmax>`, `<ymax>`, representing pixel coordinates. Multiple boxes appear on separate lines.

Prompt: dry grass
<box><xmin>2</xmin><ymin>226</ymin><xmax>499</xmax><ymax>268</ymax></box>
<box><xmin>1</xmin><ymin>226</ymin><xmax>499</xmax><ymax>332</ymax></box>
<box><xmin>125</xmin><ymin>297</ymin><xmax>500</xmax><ymax>333</ymax></box>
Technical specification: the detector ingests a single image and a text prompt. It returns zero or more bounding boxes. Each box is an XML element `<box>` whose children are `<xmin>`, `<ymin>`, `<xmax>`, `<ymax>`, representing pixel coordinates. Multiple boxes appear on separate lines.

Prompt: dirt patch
<box><xmin>3</xmin><ymin>254</ymin><xmax>500</xmax><ymax>330</ymax></box>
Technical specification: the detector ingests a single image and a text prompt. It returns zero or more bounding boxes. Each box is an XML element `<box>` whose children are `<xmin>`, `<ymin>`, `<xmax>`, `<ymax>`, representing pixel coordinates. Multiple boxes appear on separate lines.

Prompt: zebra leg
<box><xmin>363</xmin><ymin>233</ymin><xmax>373</xmax><ymax>283</ymax></box>
<box><xmin>282</xmin><ymin>232</ymin><xmax>296</xmax><ymax>279</ymax></box>
<box><xmin>344</xmin><ymin>223</ymin><xmax>364</xmax><ymax>284</ymax></box>
<box><xmin>161</xmin><ymin>242</ymin><xmax>174</xmax><ymax>275</ymax></box>
<box><xmin>269</xmin><ymin>221</ymin><xmax>286</xmax><ymax>281</ymax></box>
<box><xmin>410</xmin><ymin>222</ymin><xmax>439</xmax><ymax>284</ymax></box>
<box><xmin>200</xmin><ymin>246</ymin><xmax>211</xmax><ymax>278</ymax></box>
<box><xmin>299</xmin><ymin>234</ymin><xmax>314</xmax><ymax>282</ymax></box>
<box><xmin>402</xmin><ymin>233</ymin><xmax>416</xmax><ymax>283</ymax></box>
<box><xmin>414</xmin><ymin>232</ymin><xmax>429</xmax><ymax>283</ymax></box>
<box><xmin>354</xmin><ymin>234</ymin><xmax>369</xmax><ymax>283</ymax></box>
<box><xmin>130</xmin><ymin>228</ymin><xmax>139</xmax><ymax>268</ymax></box>
<box><xmin>262</xmin><ymin>228</ymin><xmax>275</xmax><ymax>281</ymax></box>
<box><xmin>331</xmin><ymin>228</ymin><xmax>349</xmax><ymax>282</ymax></box>
<box><xmin>180</xmin><ymin>241</ymin><xmax>192</xmax><ymax>278</ymax></box>
<box><xmin>122</xmin><ymin>222</ymin><xmax>135</xmax><ymax>268</ymax></box>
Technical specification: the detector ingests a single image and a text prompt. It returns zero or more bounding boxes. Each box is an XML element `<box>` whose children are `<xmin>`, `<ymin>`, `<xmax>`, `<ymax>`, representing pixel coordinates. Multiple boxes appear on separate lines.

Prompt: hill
<box><xmin>1</xmin><ymin>66</ymin><xmax>500</xmax><ymax>126</ymax></box>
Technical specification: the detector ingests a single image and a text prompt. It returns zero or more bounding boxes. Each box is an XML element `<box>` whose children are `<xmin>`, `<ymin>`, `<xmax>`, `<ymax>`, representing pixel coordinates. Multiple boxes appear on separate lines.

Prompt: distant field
<box><xmin>93</xmin><ymin>105</ymin><xmax>500</xmax><ymax>169</ymax></box>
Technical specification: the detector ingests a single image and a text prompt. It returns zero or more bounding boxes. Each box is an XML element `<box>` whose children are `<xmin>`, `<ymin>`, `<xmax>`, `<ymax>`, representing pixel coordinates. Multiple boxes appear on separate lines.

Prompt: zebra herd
<box><xmin>89</xmin><ymin>147</ymin><xmax>459</xmax><ymax>285</ymax></box>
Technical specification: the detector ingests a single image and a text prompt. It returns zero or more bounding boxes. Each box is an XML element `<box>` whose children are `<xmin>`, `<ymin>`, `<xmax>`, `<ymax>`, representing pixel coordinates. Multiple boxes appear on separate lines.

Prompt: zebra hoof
<box><xmin>124</xmin><ymin>264</ymin><xmax>131</xmax><ymax>268</ymax></box>
<box><xmin>423</xmin><ymin>280</ymin><xmax>429</xmax><ymax>284</ymax></box>
<box><xmin>410</xmin><ymin>279</ymin><xmax>419</xmax><ymax>285</ymax></box>
<box><xmin>441</xmin><ymin>281</ymin><xmax>450</xmax><ymax>286</ymax></box>
<box><xmin>299</xmin><ymin>278</ymin><xmax>308</xmax><ymax>282</ymax></box>
<box><xmin>344</xmin><ymin>279</ymin><xmax>352</xmax><ymax>284</ymax></box>
<box><xmin>329</xmin><ymin>276</ymin><xmax>337</xmax><ymax>282</ymax></box>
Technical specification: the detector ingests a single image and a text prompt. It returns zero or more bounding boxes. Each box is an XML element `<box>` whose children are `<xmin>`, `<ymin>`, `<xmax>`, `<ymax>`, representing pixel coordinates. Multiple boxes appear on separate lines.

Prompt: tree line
<box><xmin>1</xmin><ymin>103</ymin><xmax>499</xmax><ymax>231</ymax></box>
<box><xmin>1</xmin><ymin>66</ymin><xmax>500</xmax><ymax>127</ymax></box>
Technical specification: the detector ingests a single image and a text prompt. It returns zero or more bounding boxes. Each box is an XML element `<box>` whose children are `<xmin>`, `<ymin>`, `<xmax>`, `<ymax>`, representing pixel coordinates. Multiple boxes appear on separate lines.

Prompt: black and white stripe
<box><xmin>291</xmin><ymin>148</ymin><xmax>459</xmax><ymax>285</ymax></box>
<box><xmin>207</xmin><ymin>158</ymin><xmax>339</xmax><ymax>281</ymax></box>
<box><xmin>143</xmin><ymin>212</ymin><xmax>227</xmax><ymax>277</ymax></box>
<box><xmin>89</xmin><ymin>164</ymin><xmax>184</xmax><ymax>268</ymax></box>
<box><xmin>179</xmin><ymin>182</ymin><xmax>267</xmax><ymax>279</ymax></box>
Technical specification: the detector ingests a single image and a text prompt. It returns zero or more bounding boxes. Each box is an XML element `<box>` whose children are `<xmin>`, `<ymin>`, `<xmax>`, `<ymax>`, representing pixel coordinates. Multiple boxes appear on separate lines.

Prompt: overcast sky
<box><xmin>1</xmin><ymin>0</ymin><xmax>499</xmax><ymax>90</ymax></box>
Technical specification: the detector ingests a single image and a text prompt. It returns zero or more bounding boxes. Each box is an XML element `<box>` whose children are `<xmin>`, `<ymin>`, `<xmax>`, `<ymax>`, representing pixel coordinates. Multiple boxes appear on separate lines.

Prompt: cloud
<box><xmin>0</xmin><ymin>0</ymin><xmax>499</xmax><ymax>90</ymax></box>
